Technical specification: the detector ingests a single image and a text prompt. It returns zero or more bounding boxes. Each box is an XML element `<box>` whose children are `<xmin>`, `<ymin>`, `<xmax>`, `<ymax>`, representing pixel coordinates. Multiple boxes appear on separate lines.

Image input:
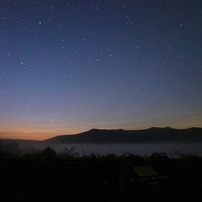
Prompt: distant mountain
<box><xmin>44</xmin><ymin>127</ymin><xmax>202</xmax><ymax>144</ymax></box>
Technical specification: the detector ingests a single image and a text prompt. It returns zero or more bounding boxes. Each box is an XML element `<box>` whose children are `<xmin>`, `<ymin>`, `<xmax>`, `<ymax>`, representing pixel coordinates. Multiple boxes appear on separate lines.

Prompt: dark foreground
<box><xmin>0</xmin><ymin>156</ymin><xmax>202</xmax><ymax>202</ymax></box>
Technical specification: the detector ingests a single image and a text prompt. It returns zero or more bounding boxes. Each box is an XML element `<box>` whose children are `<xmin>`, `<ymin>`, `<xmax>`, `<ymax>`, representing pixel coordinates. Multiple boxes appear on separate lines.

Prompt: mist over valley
<box><xmin>1</xmin><ymin>127</ymin><xmax>202</xmax><ymax>157</ymax></box>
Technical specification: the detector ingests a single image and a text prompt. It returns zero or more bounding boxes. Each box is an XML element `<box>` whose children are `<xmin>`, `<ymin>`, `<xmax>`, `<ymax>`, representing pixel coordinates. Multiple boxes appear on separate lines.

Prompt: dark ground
<box><xmin>0</xmin><ymin>156</ymin><xmax>202</xmax><ymax>202</ymax></box>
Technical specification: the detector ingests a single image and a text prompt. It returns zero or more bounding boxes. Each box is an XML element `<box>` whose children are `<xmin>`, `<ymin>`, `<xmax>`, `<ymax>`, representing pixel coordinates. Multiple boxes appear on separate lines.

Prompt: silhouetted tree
<box><xmin>41</xmin><ymin>145</ymin><xmax>57</xmax><ymax>159</ymax></box>
<box><xmin>60</xmin><ymin>145</ymin><xmax>78</xmax><ymax>158</ymax></box>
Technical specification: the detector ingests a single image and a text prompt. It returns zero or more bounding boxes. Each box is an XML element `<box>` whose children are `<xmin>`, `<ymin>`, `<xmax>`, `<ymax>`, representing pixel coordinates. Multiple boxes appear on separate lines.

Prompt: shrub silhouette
<box><xmin>60</xmin><ymin>145</ymin><xmax>79</xmax><ymax>159</ymax></box>
<box><xmin>0</xmin><ymin>140</ymin><xmax>20</xmax><ymax>158</ymax></box>
<box><xmin>41</xmin><ymin>145</ymin><xmax>57</xmax><ymax>159</ymax></box>
<box><xmin>149</xmin><ymin>152</ymin><xmax>168</xmax><ymax>159</ymax></box>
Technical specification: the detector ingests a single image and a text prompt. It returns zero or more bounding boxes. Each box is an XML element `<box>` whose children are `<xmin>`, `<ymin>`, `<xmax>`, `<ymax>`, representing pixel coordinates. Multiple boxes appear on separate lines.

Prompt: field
<box><xmin>0</xmin><ymin>148</ymin><xmax>202</xmax><ymax>202</ymax></box>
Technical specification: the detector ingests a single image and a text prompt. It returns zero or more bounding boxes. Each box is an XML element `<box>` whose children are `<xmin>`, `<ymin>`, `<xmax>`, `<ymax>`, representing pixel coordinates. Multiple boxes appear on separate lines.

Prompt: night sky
<box><xmin>0</xmin><ymin>0</ymin><xmax>202</xmax><ymax>140</ymax></box>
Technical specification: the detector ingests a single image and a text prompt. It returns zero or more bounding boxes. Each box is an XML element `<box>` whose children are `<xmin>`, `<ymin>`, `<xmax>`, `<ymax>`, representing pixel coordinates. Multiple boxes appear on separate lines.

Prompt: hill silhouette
<box><xmin>44</xmin><ymin>127</ymin><xmax>202</xmax><ymax>144</ymax></box>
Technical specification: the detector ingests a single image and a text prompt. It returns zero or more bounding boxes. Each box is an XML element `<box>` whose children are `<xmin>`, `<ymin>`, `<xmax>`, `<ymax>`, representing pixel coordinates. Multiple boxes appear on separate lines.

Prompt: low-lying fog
<box><xmin>18</xmin><ymin>142</ymin><xmax>202</xmax><ymax>157</ymax></box>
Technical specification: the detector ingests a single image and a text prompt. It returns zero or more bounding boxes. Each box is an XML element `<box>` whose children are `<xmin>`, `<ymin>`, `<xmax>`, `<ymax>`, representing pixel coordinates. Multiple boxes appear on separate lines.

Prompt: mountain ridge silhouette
<box><xmin>44</xmin><ymin>127</ymin><xmax>202</xmax><ymax>144</ymax></box>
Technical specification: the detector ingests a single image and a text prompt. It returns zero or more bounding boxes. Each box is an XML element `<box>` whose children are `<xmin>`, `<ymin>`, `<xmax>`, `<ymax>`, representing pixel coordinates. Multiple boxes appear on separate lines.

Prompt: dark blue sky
<box><xmin>0</xmin><ymin>0</ymin><xmax>202</xmax><ymax>140</ymax></box>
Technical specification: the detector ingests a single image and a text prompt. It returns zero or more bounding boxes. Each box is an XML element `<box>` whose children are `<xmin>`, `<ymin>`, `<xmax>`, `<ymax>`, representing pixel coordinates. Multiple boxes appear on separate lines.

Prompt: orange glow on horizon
<box><xmin>0</xmin><ymin>118</ymin><xmax>201</xmax><ymax>140</ymax></box>
<box><xmin>0</xmin><ymin>127</ymin><xmax>83</xmax><ymax>141</ymax></box>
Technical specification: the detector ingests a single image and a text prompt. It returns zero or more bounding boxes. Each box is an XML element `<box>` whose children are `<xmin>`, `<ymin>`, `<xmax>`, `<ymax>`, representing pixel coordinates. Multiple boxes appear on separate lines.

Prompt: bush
<box><xmin>60</xmin><ymin>145</ymin><xmax>79</xmax><ymax>159</ymax></box>
<box><xmin>41</xmin><ymin>145</ymin><xmax>57</xmax><ymax>159</ymax></box>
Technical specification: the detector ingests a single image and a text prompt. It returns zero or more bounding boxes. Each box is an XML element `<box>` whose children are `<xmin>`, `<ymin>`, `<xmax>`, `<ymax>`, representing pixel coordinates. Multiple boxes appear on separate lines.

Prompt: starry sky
<box><xmin>0</xmin><ymin>0</ymin><xmax>202</xmax><ymax>140</ymax></box>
